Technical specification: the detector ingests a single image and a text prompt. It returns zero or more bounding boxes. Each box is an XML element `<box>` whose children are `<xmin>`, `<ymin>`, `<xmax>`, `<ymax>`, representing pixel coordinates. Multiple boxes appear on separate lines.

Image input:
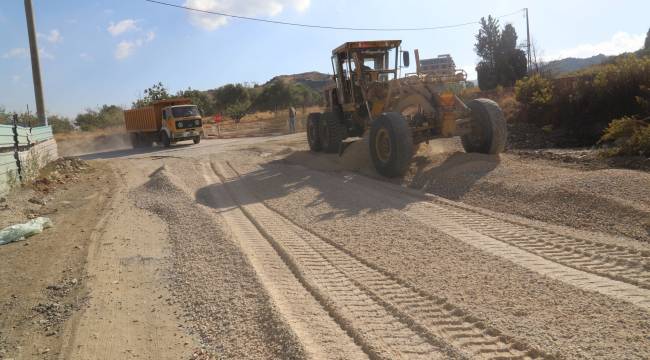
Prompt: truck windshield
<box><xmin>171</xmin><ymin>106</ymin><xmax>200</xmax><ymax>118</ymax></box>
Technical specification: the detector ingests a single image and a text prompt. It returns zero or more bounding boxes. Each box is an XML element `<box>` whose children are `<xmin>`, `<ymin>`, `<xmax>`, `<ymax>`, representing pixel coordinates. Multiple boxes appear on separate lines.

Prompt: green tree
<box><xmin>176</xmin><ymin>87</ymin><xmax>214</xmax><ymax>115</ymax></box>
<box><xmin>211</xmin><ymin>83</ymin><xmax>250</xmax><ymax>112</ymax></box>
<box><xmin>225</xmin><ymin>100</ymin><xmax>251</xmax><ymax>124</ymax></box>
<box><xmin>132</xmin><ymin>82</ymin><xmax>170</xmax><ymax>108</ymax></box>
<box><xmin>475</xmin><ymin>16</ymin><xmax>501</xmax><ymax>90</ymax></box>
<box><xmin>98</xmin><ymin>105</ymin><xmax>124</xmax><ymax>128</ymax></box>
<box><xmin>496</xmin><ymin>24</ymin><xmax>528</xmax><ymax>87</ymax></box>
<box><xmin>18</xmin><ymin>112</ymin><xmax>38</xmax><ymax>128</ymax></box>
<box><xmin>475</xmin><ymin>19</ymin><xmax>527</xmax><ymax>90</ymax></box>
<box><xmin>74</xmin><ymin>109</ymin><xmax>99</xmax><ymax>131</ymax></box>
<box><xmin>75</xmin><ymin>105</ymin><xmax>124</xmax><ymax>131</ymax></box>
<box><xmin>49</xmin><ymin>115</ymin><xmax>74</xmax><ymax>133</ymax></box>
<box><xmin>0</xmin><ymin>106</ymin><xmax>10</xmax><ymax>125</ymax></box>
<box><xmin>252</xmin><ymin>81</ymin><xmax>292</xmax><ymax>111</ymax></box>
<box><xmin>475</xmin><ymin>16</ymin><xmax>501</xmax><ymax>67</ymax></box>
<box><xmin>645</xmin><ymin>27</ymin><xmax>650</xmax><ymax>50</ymax></box>
<box><xmin>289</xmin><ymin>83</ymin><xmax>322</xmax><ymax>110</ymax></box>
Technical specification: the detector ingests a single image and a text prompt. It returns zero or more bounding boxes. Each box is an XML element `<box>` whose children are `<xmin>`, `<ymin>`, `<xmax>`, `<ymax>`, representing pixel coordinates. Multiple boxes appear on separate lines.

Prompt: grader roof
<box><xmin>332</xmin><ymin>40</ymin><xmax>402</xmax><ymax>55</ymax></box>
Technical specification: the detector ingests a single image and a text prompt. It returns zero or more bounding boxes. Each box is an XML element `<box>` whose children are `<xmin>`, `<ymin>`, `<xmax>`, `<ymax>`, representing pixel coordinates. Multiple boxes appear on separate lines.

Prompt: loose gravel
<box><xmin>226</xmin><ymin>158</ymin><xmax>650</xmax><ymax>360</ymax></box>
<box><xmin>132</xmin><ymin>165</ymin><xmax>306</xmax><ymax>360</ymax></box>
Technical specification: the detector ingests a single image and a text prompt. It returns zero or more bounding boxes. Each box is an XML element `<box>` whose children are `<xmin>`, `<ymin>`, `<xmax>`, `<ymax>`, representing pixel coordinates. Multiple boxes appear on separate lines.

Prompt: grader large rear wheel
<box><xmin>461</xmin><ymin>98</ymin><xmax>506</xmax><ymax>154</ymax></box>
<box><xmin>369</xmin><ymin>112</ymin><xmax>413</xmax><ymax>177</ymax></box>
<box><xmin>307</xmin><ymin>113</ymin><xmax>322</xmax><ymax>152</ymax></box>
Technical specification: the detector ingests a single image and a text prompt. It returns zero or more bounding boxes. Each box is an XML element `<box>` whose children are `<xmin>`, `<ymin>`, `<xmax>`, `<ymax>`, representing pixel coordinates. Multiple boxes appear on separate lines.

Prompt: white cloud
<box><xmin>184</xmin><ymin>0</ymin><xmax>311</xmax><ymax>31</ymax></box>
<box><xmin>549</xmin><ymin>32</ymin><xmax>645</xmax><ymax>60</ymax></box>
<box><xmin>38</xmin><ymin>29</ymin><xmax>63</xmax><ymax>44</ymax></box>
<box><xmin>107</xmin><ymin>19</ymin><xmax>139</xmax><ymax>36</ymax></box>
<box><xmin>2</xmin><ymin>48</ymin><xmax>27</xmax><ymax>59</ymax></box>
<box><xmin>39</xmin><ymin>48</ymin><xmax>54</xmax><ymax>60</ymax></box>
<box><xmin>144</xmin><ymin>31</ymin><xmax>156</xmax><ymax>43</ymax></box>
<box><xmin>114</xmin><ymin>31</ymin><xmax>156</xmax><ymax>60</ymax></box>
<box><xmin>2</xmin><ymin>47</ymin><xmax>53</xmax><ymax>60</ymax></box>
<box><xmin>115</xmin><ymin>41</ymin><xmax>136</xmax><ymax>60</ymax></box>
<box><xmin>80</xmin><ymin>52</ymin><xmax>93</xmax><ymax>61</ymax></box>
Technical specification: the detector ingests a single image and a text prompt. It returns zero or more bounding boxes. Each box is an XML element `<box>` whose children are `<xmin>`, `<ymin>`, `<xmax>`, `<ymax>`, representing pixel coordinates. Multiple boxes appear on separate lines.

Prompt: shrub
<box><xmin>600</xmin><ymin>116</ymin><xmax>650</xmax><ymax>156</ymax></box>
<box><xmin>498</xmin><ymin>95</ymin><xmax>521</xmax><ymax>122</ymax></box>
<box><xmin>515</xmin><ymin>55</ymin><xmax>650</xmax><ymax>144</ymax></box>
<box><xmin>515</xmin><ymin>74</ymin><xmax>553</xmax><ymax>108</ymax></box>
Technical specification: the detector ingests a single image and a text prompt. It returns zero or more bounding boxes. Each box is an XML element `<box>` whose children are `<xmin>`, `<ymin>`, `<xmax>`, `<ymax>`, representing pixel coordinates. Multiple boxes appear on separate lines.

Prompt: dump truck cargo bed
<box><xmin>124</xmin><ymin>98</ymin><xmax>192</xmax><ymax>133</ymax></box>
<box><xmin>124</xmin><ymin>107</ymin><xmax>158</xmax><ymax>132</ymax></box>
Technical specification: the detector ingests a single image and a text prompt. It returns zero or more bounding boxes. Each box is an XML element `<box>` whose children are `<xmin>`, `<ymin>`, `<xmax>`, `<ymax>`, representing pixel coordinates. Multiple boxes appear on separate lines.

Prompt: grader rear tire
<box><xmin>307</xmin><ymin>113</ymin><xmax>322</xmax><ymax>152</ymax></box>
<box><xmin>461</xmin><ymin>98</ymin><xmax>507</xmax><ymax>154</ymax></box>
<box><xmin>319</xmin><ymin>112</ymin><xmax>345</xmax><ymax>153</ymax></box>
<box><xmin>369</xmin><ymin>112</ymin><xmax>413</xmax><ymax>177</ymax></box>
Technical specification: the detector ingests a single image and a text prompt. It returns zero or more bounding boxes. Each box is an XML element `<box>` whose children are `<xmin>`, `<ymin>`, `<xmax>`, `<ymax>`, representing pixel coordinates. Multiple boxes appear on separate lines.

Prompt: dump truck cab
<box><xmin>160</xmin><ymin>104</ymin><xmax>203</xmax><ymax>146</ymax></box>
<box><xmin>123</xmin><ymin>98</ymin><xmax>204</xmax><ymax>148</ymax></box>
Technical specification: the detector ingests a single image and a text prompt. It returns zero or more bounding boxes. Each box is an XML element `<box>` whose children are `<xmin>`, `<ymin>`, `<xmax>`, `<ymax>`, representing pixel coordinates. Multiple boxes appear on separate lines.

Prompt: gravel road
<box><xmin>24</xmin><ymin>133</ymin><xmax>648</xmax><ymax>359</ymax></box>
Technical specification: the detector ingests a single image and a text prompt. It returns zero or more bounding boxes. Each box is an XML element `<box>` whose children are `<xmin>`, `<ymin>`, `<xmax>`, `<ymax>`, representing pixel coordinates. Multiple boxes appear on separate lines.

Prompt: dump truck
<box><xmin>307</xmin><ymin>40</ymin><xmax>506</xmax><ymax>177</ymax></box>
<box><xmin>123</xmin><ymin>98</ymin><xmax>204</xmax><ymax>148</ymax></box>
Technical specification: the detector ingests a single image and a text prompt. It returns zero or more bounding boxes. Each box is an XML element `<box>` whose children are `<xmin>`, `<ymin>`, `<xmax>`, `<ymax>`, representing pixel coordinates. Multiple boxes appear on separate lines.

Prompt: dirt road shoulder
<box><xmin>61</xmin><ymin>160</ymin><xmax>197</xmax><ymax>360</ymax></box>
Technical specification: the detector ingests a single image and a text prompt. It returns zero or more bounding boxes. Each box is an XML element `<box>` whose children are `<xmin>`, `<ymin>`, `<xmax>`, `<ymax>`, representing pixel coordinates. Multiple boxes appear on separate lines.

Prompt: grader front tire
<box><xmin>369</xmin><ymin>112</ymin><xmax>413</xmax><ymax>177</ymax></box>
<box><xmin>461</xmin><ymin>98</ymin><xmax>507</xmax><ymax>154</ymax></box>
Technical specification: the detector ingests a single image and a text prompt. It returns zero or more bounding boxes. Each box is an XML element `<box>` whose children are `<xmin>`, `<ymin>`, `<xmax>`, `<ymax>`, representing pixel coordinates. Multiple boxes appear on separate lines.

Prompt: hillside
<box><xmin>265</xmin><ymin>71</ymin><xmax>333</xmax><ymax>93</ymax></box>
<box><xmin>544</xmin><ymin>54</ymin><xmax>610</xmax><ymax>76</ymax></box>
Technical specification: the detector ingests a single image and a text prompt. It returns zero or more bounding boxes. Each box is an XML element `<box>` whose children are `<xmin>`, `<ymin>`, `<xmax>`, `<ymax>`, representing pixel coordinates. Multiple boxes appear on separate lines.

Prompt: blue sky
<box><xmin>0</xmin><ymin>0</ymin><xmax>648</xmax><ymax>119</ymax></box>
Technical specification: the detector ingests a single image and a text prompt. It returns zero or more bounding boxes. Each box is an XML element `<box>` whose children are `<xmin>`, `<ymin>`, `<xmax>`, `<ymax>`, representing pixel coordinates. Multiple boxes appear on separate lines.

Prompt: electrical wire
<box><xmin>142</xmin><ymin>0</ymin><xmax>524</xmax><ymax>32</ymax></box>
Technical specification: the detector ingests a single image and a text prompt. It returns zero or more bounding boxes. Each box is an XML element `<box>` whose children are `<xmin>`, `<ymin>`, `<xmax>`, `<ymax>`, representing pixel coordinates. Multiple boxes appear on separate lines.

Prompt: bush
<box><xmin>498</xmin><ymin>95</ymin><xmax>521</xmax><ymax>122</ymax></box>
<box><xmin>600</xmin><ymin>116</ymin><xmax>650</xmax><ymax>156</ymax></box>
<box><xmin>515</xmin><ymin>74</ymin><xmax>553</xmax><ymax>108</ymax></box>
<box><xmin>49</xmin><ymin>115</ymin><xmax>74</xmax><ymax>134</ymax></box>
<box><xmin>75</xmin><ymin>105</ymin><xmax>124</xmax><ymax>131</ymax></box>
<box><xmin>515</xmin><ymin>55</ymin><xmax>650</xmax><ymax>144</ymax></box>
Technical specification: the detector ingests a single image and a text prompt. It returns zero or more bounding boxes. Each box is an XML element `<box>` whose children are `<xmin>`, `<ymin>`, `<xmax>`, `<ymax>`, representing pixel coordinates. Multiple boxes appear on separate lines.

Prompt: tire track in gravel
<box><xmin>267</xmin><ymin>162</ymin><xmax>650</xmax><ymax>311</ymax></box>
<box><xmin>197</xmin><ymin>162</ymin><xmax>369</xmax><ymax>360</ymax></box>
<box><xmin>216</xmin><ymin>161</ymin><xmax>548</xmax><ymax>360</ymax></box>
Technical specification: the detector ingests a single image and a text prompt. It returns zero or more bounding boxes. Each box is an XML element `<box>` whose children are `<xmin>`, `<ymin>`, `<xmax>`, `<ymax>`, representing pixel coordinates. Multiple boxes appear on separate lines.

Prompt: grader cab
<box><xmin>307</xmin><ymin>40</ymin><xmax>506</xmax><ymax>177</ymax></box>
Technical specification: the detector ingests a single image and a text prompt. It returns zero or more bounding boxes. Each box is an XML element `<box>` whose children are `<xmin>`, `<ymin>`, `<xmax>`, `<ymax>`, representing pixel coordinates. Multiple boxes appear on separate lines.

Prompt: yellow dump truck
<box><xmin>123</xmin><ymin>98</ymin><xmax>204</xmax><ymax>148</ymax></box>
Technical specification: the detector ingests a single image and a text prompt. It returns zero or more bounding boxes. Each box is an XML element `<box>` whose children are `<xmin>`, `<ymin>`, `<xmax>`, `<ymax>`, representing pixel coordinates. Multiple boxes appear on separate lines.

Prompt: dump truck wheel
<box><xmin>130</xmin><ymin>133</ymin><xmax>140</xmax><ymax>148</ymax></box>
<box><xmin>461</xmin><ymin>98</ymin><xmax>506</xmax><ymax>154</ymax></box>
<box><xmin>161</xmin><ymin>131</ymin><xmax>171</xmax><ymax>148</ymax></box>
<box><xmin>193</xmin><ymin>136</ymin><xmax>201</xmax><ymax>144</ymax></box>
<box><xmin>319</xmin><ymin>112</ymin><xmax>344</xmax><ymax>153</ymax></box>
<box><xmin>307</xmin><ymin>113</ymin><xmax>322</xmax><ymax>152</ymax></box>
<box><xmin>130</xmin><ymin>133</ymin><xmax>153</xmax><ymax>148</ymax></box>
<box><xmin>369</xmin><ymin>112</ymin><xmax>413</xmax><ymax>177</ymax></box>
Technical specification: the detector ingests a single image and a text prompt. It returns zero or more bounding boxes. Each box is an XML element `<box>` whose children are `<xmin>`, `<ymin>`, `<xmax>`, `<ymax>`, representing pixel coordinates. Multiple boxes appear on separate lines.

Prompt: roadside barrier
<box><xmin>0</xmin><ymin>114</ymin><xmax>58</xmax><ymax>195</ymax></box>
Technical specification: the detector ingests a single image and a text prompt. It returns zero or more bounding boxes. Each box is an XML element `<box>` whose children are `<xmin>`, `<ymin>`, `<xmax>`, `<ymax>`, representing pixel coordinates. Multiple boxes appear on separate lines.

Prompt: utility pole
<box><xmin>525</xmin><ymin>8</ymin><xmax>532</xmax><ymax>71</ymax></box>
<box><xmin>24</xmin><ymin>0</ymin><xmax>47</xmax><ymax>126</ymax></box>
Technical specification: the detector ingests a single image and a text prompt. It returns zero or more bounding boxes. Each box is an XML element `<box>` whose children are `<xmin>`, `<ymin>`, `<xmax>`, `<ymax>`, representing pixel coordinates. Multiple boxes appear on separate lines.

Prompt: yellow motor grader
<box><xmin>307</xmin><ymin>40</ymin><xmax>506</xmax><ymax>177</ymax></box>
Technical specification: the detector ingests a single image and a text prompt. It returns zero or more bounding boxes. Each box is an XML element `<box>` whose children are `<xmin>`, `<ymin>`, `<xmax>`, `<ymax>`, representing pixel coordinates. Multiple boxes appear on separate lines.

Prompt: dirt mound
<box><xmin>339</xmin><ymin>138</ymin><xmax>371</xmax><ymax>171</ymax></box>
<box><xmin>32</xmin><ymin>157</ymin><xmax>90</xmax><ymax>193</ymax></box>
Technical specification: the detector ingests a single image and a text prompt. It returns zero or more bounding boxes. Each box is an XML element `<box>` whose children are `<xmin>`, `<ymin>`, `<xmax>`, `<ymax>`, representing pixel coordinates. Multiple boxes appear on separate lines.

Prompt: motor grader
<box><xmin>307</xmin><ymin>40</ymin><xmax>506</xmax><ymax>177</ymax></box>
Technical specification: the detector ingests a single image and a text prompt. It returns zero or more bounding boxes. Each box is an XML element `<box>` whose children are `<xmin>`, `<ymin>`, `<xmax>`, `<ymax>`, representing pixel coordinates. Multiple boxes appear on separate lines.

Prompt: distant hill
<box><xmin>544</xmin><ymin>54</ymin><xmax>611</xmax><ymax>76</ymax></box>
<box><xmin>265</xmin><ymin>71</ymin><xmax>333</xmax><ymax>93</ymax></box>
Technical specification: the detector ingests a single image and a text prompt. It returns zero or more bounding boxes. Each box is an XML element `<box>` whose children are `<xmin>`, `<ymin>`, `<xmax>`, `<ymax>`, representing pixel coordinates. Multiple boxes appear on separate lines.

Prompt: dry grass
<box><xmin>207</xmin><ymin>106</ymin><xmax>323</xmax><ymax>138</ymax></box>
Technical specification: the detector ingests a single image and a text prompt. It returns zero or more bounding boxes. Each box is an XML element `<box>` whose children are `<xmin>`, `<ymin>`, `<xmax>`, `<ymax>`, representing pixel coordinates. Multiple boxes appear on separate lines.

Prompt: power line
<box><xmin>142</xmin><ymin>0</ymin><xmax>524</xmax><ymax>32</ymax></box>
